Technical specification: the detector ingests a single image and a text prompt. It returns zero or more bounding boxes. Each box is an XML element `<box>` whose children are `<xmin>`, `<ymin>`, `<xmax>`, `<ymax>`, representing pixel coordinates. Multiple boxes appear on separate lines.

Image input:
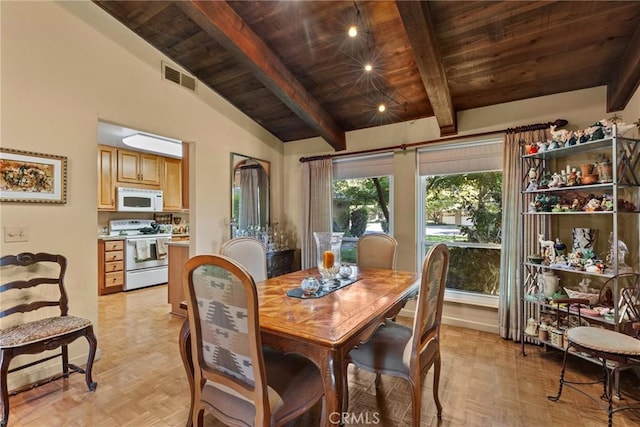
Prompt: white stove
<box><xmin>108</xmin><ymin>219</ymin><xmax>172</xmax><ymax>239</ymax></box>
<box><xmin>109</xmin><ymin>219</ymin><xmax>171</xmax><ymax>291</ymax></box>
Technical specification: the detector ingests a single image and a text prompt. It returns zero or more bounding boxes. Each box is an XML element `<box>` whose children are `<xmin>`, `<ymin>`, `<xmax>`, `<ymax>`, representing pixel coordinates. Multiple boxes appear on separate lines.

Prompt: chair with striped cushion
<box><xmin>183</xmin><ymin>254</ymin><xmax>324</xmax><ymax>426</ymax></box>
<box><xmin>0</xmin><ymin>252</ymin><xmax>97</xmax><ymax>427</ymax></box>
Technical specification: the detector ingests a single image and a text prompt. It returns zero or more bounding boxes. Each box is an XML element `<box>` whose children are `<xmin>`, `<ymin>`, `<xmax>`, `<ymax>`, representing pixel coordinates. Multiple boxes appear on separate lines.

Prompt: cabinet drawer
<box><xmin>105</xmin><ymin>240</ymin><xmax>124</xmax><ymax>251</ymax></box>
<box><xmin>105</xmin><ymin>271</ymin><xmax>124</xmax><ymax>286</ymax></box>
<box><xmin>105</xmin><ymin>260</ymin><xmax>123</xmax><ymax>272</ymax></box>
<box><xmin>105</xmin><ymin>250</ymin><xmax>123</xmax><ymax>262</ymax></box>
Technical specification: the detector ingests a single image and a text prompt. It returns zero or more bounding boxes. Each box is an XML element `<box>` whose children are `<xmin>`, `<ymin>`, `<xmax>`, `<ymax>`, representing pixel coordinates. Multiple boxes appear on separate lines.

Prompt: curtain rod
<box><xmin>298</xmin><ymin>119</ymin><xmax>565</xmax><ymax>163</ymax></box>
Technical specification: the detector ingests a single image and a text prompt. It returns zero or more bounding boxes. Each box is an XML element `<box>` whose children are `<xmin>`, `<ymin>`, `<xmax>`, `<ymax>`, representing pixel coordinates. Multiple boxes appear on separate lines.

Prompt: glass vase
<box><xmin>313</xmin><ymin>231</ymin><xmax>343</xmax><ymax>283</ymax></box>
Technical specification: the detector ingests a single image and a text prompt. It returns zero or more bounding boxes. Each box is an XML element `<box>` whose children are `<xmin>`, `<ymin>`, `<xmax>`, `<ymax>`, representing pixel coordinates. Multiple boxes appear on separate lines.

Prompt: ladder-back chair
<box><xmin>0</xmin><ymin>252</ymin><xmax>97</xmax><ymax>427</ymax></box>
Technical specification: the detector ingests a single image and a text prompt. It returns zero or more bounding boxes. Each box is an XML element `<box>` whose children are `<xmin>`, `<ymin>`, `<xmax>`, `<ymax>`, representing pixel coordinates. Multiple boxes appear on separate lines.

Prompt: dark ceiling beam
<box><xmin>177</xmin><ymin>0</ymin><xmax>346</xmax><ymax>151</ymax></box>
<box><xmin>395</xmin><ymin>1</ymin><xmax>456</xmax><ymax>136</ymax></box>
<box><xmin>607</xmin><ymin>24</ymin><xmax>640</xmax><ymax>112</ymax></box>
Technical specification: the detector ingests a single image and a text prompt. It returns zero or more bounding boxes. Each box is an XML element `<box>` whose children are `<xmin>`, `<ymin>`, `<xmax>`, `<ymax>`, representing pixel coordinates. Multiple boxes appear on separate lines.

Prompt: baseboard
<box><xmin>399</xmin><ymin>302</ymin><xmax>499</xmax><ymax>334</ymax></box>
<box><xmin>441</xmin><ymin>314</ymin><xmax>499</xmax><ymax>334</ymax></box>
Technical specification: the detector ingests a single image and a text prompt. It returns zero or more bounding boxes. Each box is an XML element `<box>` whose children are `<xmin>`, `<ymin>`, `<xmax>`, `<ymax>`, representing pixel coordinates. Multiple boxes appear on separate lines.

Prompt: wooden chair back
<box><xmin>1</xmin><ymin>252</ymin><xmax>69</xmax><ymax>320</ymax></box>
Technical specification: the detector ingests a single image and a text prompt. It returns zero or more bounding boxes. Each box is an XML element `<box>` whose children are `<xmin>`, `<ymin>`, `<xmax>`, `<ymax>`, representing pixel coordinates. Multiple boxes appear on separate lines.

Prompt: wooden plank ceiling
<box><xmin>94</xmin><ymin>1</ymin><xmax>640</xmax><ymax>151</ymax></box>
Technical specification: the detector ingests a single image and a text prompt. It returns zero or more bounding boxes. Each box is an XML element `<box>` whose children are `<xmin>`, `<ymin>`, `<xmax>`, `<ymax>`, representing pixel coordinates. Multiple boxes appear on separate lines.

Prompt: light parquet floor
<box><xmin>7</xmin><ymin>285</ymin><xmax>640</xmax><ymax>426</ymax></box>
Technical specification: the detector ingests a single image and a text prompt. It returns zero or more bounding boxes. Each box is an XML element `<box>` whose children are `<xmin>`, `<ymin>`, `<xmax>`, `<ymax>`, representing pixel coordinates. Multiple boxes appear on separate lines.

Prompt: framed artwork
<box><xmin>0</xmin><ymin>148</ymin><xmax>67</xmax><ymax>204</ymax></box>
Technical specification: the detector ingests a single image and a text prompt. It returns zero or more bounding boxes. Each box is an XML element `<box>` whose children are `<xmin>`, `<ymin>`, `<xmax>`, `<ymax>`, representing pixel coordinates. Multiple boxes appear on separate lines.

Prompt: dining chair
<box><xmin>356</xmin><ymin>233</ymin><xmax>398</xmax><ymax>270</ymax></box>
<box><xmin>0</xmin><ymin>252</ymin><xmax>98</xmax><ymax>427</ymax></box>
<box><xmin>219</xmin><ymin>237</ymin><xmax>268</xmax><ymax>282</ymax></box>
<box><xmin>357</xmin><ymin>233</ymin><xmax>409</xmax><ymax>319</ymax></box>
<box><xmin>344</xmin><ymin>243</ymin><xmax>449</xmax><ymax>425</ymax></box>
<box><xmin>183</xmin><ymin>254</ymin><xmax>325</xmax><ymax>426</ymax></box>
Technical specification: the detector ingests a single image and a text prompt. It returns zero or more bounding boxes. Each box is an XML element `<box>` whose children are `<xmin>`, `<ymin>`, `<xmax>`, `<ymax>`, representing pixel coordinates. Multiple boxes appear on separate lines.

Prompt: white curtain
<box><xmin>301</xmin><ymin>158</ymin><xmax>333</xmax><ymax>269</ymax></box>
<box><xmin>499</xmin><ymin>128</ymin><xmax>549</xmax><ymax>340</ymax></box>
<box><xmin>238</xmin><ymin>167</ymin><xmax>259</xmax><ymax>231</ymax></box>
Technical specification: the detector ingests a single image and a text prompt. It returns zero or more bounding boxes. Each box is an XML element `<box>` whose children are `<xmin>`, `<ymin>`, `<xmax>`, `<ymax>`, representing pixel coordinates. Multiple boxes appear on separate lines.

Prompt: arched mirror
<box><xmin>231</xmin><ymin>153</ymin><xmax>270</xmax><ymax>236</ymax></box>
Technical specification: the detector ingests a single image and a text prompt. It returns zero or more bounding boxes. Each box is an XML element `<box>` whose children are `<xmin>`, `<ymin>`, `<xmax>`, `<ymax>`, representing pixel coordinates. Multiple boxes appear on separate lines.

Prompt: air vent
<box><xmin>162</xmin><ymin>62</ymin><xmax>196</xmax><ymax>92</ymax></box>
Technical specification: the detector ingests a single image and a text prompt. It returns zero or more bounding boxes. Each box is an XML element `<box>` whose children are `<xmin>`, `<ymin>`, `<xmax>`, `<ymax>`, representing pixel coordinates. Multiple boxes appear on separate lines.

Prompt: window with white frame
<box><xmin>418</xmin><ymin>139</ymin><xmax>503</xmax><ymax>306</ymax></box>
<box><xmin>332</xmin><ymin>153</ymin><xmax>394</xmax><ymax>264</ymax></box>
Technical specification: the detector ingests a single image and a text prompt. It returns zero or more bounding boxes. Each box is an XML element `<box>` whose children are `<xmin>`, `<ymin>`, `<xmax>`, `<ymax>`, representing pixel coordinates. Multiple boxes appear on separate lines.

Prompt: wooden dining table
<box><xmin>179</xmin><ymin>266</ymin><xmax>419</xmax><ymax>426</ymax></box>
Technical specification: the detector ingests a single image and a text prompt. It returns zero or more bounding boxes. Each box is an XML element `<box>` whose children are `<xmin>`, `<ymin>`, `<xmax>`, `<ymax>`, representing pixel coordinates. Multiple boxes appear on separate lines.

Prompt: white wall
<box><xmin>0</xmin><ymin>0</ymin><xmax>283</xmax><ymax>387</ymax></box>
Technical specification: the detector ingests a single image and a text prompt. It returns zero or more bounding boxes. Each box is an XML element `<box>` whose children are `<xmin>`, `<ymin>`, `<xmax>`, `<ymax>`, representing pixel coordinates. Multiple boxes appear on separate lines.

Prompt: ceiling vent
<box><xmin>162</xmin><ymin>62</ymin><xmax>196</xmax><ymax>92</ymax></box>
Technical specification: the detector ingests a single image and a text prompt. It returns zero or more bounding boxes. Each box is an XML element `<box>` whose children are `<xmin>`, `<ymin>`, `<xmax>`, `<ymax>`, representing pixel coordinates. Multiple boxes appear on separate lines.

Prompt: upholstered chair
<box><xmin>183</xmin><ymin>254</ymin><xmax>325</xmax><ymax>426</ymax></box>
<box><xmin>219</xmin><ymin>237</ymin><xmax>268</xmax><ymax>282</ymax></box>
<box><xmin>356</xmin><ymin>233</ymin><xmax>398</xmax><ymax>270</ymax></box>
<box><xmin>344</xmin><ymin>243</ymin><xmax>449</xmax><ymax>426</ymax></box>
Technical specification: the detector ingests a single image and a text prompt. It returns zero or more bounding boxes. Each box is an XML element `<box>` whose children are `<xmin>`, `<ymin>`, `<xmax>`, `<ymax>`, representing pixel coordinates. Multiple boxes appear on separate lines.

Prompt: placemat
<box><xmin>286</xmin><ymin>276</ymin><xmax>360</xmax><ymax>299</ymax></box>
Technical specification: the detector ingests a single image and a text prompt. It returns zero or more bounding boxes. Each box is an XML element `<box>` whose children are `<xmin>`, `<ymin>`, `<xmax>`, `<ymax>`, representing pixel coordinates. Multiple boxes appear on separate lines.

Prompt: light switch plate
<box><xmin>4</xmin><ymin>226</ymin><xmax>28</xmax><ymax>242</ymax></box>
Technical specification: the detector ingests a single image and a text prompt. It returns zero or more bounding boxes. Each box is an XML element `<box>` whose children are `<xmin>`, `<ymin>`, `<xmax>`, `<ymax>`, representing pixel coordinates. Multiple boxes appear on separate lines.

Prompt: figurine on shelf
<box><xmin>538</xmin><ymin>234</ymin><xmax>556</xmax><ymax>263</ymax></box>
<box><xmin>577</xmin><ymin>277</ymin><xmax>592</xmax><ymax>293</ymax></box>
<box><xmin>567</xmin><ymin>168</ymin><xmax>578</xmax><ymax>186</ymax></box>
<box><xmin>548</xmin><ymin>173</ymin><xmax>562</xmax><ymax>188</ymax></box>
<box><xmin>584</xmin><ymin>197</ymin><xmax>601</xmax><ymax>212</ymax></box>
<box><xmin>550</xmin><ymin>124</ymin><xmax>569</xmax><ymax>143</ymax></box>
<box><xmin>537</xmin><ymin>141</ymin><xmax>548</xmax><ymax>152</ymax></box>
<box><xmin>554</xmin><ymin>238</ymin><xmax>567</xmax><ymax>257</ymax></box>
<box><xmin>606</xmin><ymin>232</ymin><xmax>631</xmax><ymax>272</ymax></box>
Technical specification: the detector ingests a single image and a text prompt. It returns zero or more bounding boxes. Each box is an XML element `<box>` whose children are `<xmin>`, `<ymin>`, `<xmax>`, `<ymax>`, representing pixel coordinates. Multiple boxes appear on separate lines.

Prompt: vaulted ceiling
<box><xmin>94</xmin><ymin>1</ymin><xmax>640</xmax><ymax>151</ymax></box>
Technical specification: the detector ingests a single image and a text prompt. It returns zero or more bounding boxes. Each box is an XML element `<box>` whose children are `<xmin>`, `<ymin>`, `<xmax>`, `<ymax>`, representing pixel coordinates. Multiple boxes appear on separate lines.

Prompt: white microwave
<box><xmin>117</xmin><ymin>187</ymin><xmax>163</xmax><ymax>212</ymax></box>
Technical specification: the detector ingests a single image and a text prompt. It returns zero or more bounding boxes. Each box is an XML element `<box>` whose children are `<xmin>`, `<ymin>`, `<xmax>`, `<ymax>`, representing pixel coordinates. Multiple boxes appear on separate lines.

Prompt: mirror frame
<box><xmin>230</xmin><ymin>153</ymin><xmax>270</xmax><ymax>236</ymax></box>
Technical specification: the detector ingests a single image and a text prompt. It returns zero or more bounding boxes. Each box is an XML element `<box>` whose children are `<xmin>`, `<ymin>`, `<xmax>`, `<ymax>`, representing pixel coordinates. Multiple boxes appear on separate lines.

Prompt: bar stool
<box><xmin>548</xmin><ymin>326</ymin><xmax>640</xmax><ymax>427</ymax></box>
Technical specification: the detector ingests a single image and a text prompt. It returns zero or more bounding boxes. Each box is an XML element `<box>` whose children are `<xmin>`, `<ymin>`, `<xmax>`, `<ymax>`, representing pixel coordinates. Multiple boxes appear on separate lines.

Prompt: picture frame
<box><xmin>0</xmin><ymin>148</ymin><xmax>67</xmax><ymax>204</ymax></box>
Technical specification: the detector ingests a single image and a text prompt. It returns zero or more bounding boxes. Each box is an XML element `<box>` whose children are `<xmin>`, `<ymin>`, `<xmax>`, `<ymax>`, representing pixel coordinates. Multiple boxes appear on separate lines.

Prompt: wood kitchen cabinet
<box><xmin>162</xmin><ymin>157</ymin><xmax>183</xmax><ymax>211</ymax></box>
<box><xmin>117</xmin><ymin>148</ymin><xmax>161</xmax><ymax>187</ymax></box>
<box><xmin>98</xmin><ymin>239</ymin><xmax>124</xmax><ymax>295</ymax></box>
<box><xmin>97</xmin><ymin>145</ymin><xmax>117</xmax><ymax>210</ymax></box>
<box><xmin>98</xmin><ymin>146</ymin><xmax>188</xmax><ymax>211</ymax></box>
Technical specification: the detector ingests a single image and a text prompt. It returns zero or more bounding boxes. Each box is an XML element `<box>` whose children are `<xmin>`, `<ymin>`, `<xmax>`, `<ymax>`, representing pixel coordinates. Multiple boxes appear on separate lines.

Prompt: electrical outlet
<box><xmin>4</xmin><ymin>226</ymin><xmax>28</xmax><ymax>242</ymax></box>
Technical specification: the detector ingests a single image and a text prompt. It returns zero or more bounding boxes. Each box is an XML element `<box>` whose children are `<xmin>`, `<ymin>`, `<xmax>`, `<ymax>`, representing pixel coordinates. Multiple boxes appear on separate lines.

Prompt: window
<box><xmin>418</xmin><ymin>140</ymin><xmax>503</xmax><ymax>306</ymax></box>
<box><xmin>332</xmin><ymin>154</ymin><xmax>393</xmax><ymax>264</ymax></box>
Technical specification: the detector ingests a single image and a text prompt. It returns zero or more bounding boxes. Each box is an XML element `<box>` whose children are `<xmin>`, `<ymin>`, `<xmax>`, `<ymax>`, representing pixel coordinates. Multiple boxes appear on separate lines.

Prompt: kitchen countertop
<box><xmin>98</xmin><ymin>235</ymin><xmax>125</xmax><ymax>241</ymax></box>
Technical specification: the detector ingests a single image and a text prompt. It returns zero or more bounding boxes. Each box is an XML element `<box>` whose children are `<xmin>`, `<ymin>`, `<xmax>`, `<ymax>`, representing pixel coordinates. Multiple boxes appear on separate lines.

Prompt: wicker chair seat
<box><xmin>1</xmin><ymin>316</ymin><xmax>92</xmax><ymax>348</ymax></box>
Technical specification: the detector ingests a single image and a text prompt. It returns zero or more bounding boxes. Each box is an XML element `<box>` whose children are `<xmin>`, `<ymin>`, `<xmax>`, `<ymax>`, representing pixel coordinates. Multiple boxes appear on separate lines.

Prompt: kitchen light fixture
<box><xmin>378</xmin><ymin>104</ymin><xmax>386</xmax><ymax>113</ymax></box>
<box><xmin>348</xmin><ymin>25</ymin><xmax>358</xmax><ymax>37</ymax></box>
<box><xmin>364</xmin><ymin>64</ymin><xmax>372</xmax><ymax>72</ymax></box>
<box><xmin>122</xmin><ymin>133</ymin><xmax>182</xmax><ymax>158</ymax></box>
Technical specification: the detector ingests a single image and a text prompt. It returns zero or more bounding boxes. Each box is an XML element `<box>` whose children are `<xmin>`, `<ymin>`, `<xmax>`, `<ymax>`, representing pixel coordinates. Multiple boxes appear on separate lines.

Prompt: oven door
<box><xmin>125</xmin><ymin>237</ymin><xmax>169</xmax><ymax>271</ymax></box>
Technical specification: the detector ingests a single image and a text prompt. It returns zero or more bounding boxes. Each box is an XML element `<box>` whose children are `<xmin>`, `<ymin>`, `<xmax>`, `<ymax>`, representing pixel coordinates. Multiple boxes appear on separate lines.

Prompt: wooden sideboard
<box><xmin>266</xmin><ymin>249</ymin><xmax>299</xmax><ymax>278</ymax></box>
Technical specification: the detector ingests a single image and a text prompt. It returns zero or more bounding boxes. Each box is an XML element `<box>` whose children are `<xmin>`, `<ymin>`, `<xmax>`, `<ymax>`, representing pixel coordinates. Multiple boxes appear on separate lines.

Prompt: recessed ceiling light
<box><xmin>378</xmin><ymin>104</ymin><xmax>386</xmax><ymax>113</ymax></box>
<box><xmin>364</xmin><ymin>64</ymin><xmax>372</xmax><ymax>72</ymax></box>
<box><xmin>122</xmin><ymin>133</ymin><xmax>182</xmax><ymax>158</ymax></box>
<box><xmin>348</xmin><ymin>25</ymin><xmax>358</xmax><ymax>38</ymax></box>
